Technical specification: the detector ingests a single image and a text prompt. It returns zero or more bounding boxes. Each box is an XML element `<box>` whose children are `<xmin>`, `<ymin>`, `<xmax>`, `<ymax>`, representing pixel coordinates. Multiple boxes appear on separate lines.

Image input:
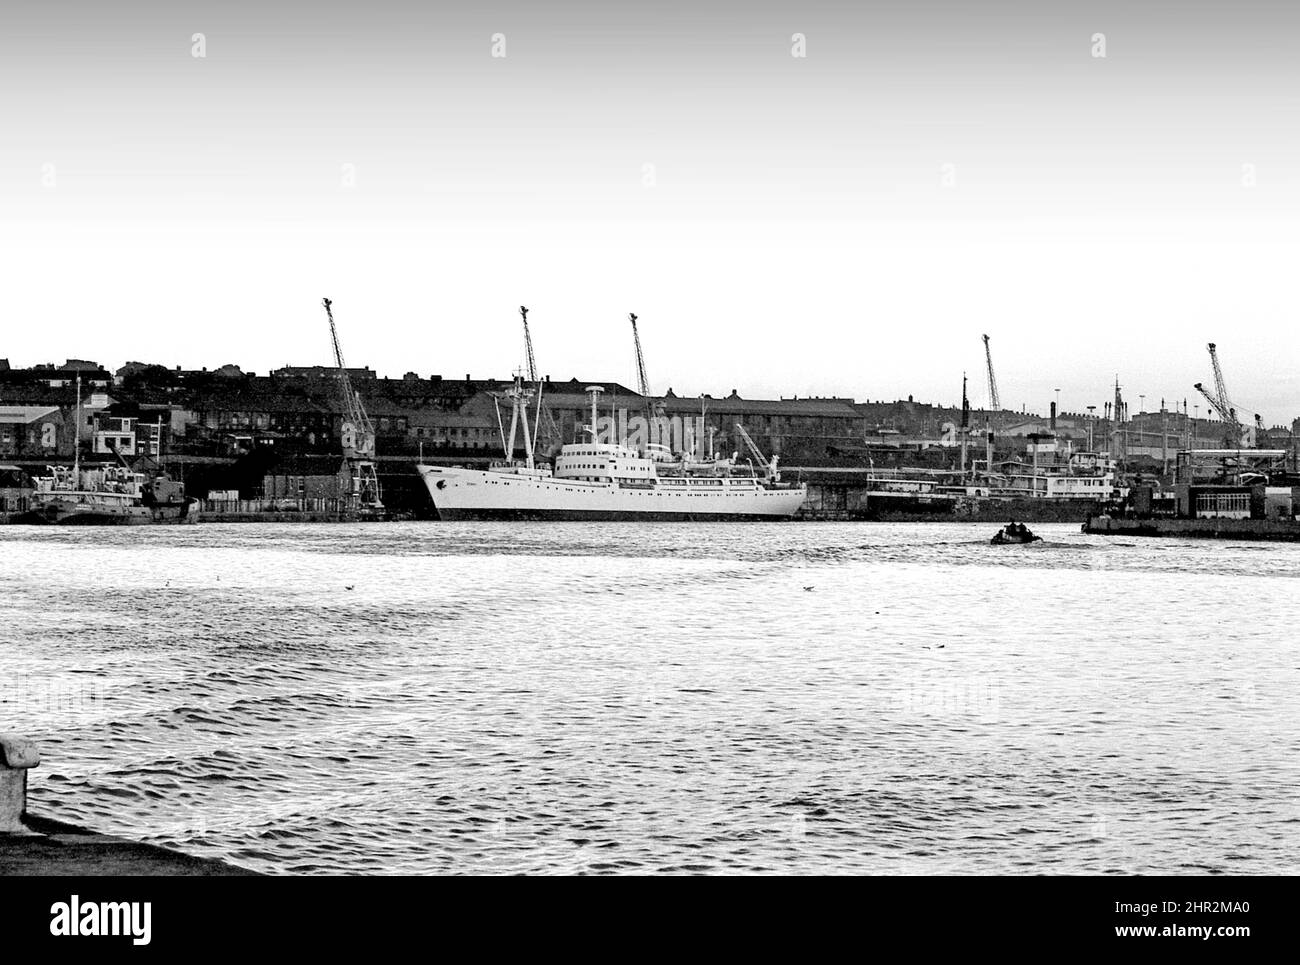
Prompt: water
<box><xmin>2</xmin><ymin>521</ymin><xmax>1297</xmax><ymax>875</ymax></box>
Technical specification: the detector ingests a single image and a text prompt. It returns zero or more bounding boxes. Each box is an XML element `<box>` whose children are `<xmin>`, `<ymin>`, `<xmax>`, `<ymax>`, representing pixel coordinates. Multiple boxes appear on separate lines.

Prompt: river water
<box><xmin>1</xmin><ymin>521</ymin><xmax>1297</xmax><ymax>875</ymax></box>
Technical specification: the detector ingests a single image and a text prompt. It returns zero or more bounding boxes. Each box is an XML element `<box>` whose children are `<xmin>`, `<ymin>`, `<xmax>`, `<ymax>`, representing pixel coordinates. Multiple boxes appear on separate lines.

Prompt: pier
<box><xmin>0</xmin><ymin>735</ymin><xmax>257</xmax><ymax>876</ymax></box>
<box><xmin>1083</xmin><ymin>515</ymin><xmax>1300</xmax><ymax>541</ymax></box>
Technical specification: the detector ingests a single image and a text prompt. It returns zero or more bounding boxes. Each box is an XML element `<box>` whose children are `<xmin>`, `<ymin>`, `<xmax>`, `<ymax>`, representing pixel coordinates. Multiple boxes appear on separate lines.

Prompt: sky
<box><xmin>2</xmin><ymin>1</ymin><xmax>1298</xmax><ymax>423</ymax></box>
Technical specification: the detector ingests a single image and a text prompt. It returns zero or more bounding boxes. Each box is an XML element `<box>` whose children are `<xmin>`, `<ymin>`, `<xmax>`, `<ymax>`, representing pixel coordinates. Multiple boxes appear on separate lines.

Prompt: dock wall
<box><xmin>1083</xmin><ymin>516</ymin><xmax>1300</xmax><ymax>541</ymax></box>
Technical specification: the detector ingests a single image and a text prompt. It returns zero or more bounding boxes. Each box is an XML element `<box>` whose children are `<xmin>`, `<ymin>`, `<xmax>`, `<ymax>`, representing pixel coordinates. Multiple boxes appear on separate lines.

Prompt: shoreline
<box><xmin>1</xmin><ymin>813</ymin><xmax>261</xmax><ymax>877</ymax></box>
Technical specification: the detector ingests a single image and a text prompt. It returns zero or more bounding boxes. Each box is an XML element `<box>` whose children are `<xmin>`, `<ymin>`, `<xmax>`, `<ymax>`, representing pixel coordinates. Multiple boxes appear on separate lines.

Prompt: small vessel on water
<box><xmin>990</xmin><ymin>522</ymin><xmax>1040</xmax><ymax>545</ymax></box>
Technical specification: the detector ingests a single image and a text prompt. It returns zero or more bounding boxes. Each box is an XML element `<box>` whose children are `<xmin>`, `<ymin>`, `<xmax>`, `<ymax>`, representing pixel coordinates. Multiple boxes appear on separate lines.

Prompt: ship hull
<box><xmin>419</xmin><ymin>465</ymin><xmax>806</xmax><ymax>521</ymax></box>
<box><xmin>15</xmin><ymin>499</ymin><xmax>200</xmax><ymax>526</ymax></box>
<box><xmin>434</xmin><ymin>506</ymin><xmax>793</xmax><ymax>522</ymax></box>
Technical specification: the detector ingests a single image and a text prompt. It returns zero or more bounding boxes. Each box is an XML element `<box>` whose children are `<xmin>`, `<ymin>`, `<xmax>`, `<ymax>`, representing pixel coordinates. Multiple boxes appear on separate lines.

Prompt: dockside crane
<box><xmin>629</xmin><ymin>312</ymin><xmax>666</xmax><ymax>420</ymax></box>
<box><xmin>519</xmin><ymin>305</ymin><xmax>538</xmax><ymax>384</ymax></box>
<box><xmin>630</xmin><ymin>313</ymin><xmax>650</xmax><ymax>399</ymax></box>
<box><xmin>322</xmin><ymin>298</ymin><xmax>382</xmax><ymax>510</ymax></box>
<box><xmin>980</xmin><ymin>334</ymin><xmax>1000</xmax><ymax>475</ymax></box>
<box><xmin>518</xmin><ymin>306</ymin><xmax>561</xmax><ymax>454</ymax></box>
<box><xmin>1192</xmin><ymin>382</ymin><xmax>1233</xmax><ymax>432</ymax></box>
<box><xmin>1193</xmin><ymin>342</ymin><xmax>1260</xmax><ymax>447</ymax></box>
<box><xmin>981</xmin><ymin>334</ymin><xmax>1001</xmax><ymax>412</ymax></box>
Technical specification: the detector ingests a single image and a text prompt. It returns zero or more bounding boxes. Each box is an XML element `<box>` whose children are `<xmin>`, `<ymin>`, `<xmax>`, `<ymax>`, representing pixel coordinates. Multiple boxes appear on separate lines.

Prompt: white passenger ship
<box><xmin>419</xmin><ymin>383</ymin><xmax>807</xmax><ymax>521</ymax></box>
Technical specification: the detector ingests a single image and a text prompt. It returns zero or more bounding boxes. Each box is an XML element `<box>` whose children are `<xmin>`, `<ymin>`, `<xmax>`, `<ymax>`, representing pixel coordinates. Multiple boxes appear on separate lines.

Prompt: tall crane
<box><xmin>1193</xmin><ymin>342</ymin><xmax>1260</xmax><ymax>447</ymax></box>
<box><xmin>630</xmin><ymin>313</ymin><xmax>650</xmax><ymax>399</ymax></box>
<box><xmin>519</xmin><ymin>305</ymin><xmax>538</xmax><ymax>383</ymax></box>
<box><xmin>982</xmin><ymin>334</ymin><xmax>1001</xmax><ymax>411</ymax></box>
<box><xmin>518</xmin><ymin>306</ymin><xmax>561</xmax><ymax>453</ymax></box>
<box><xmin>322</xmin><ymin>298</ymin><xmax>382</xmax><ymax>510</ymax></box>
<box><xmin>631</xmin><ymin>313</ymin><xmax>670</xmax><ymax>434</ymax></box>
<box><xmin>1193</xmin><ymin>382</ymin><xmax>1233</xmax><ymax>428</ymax></box>
<box><xmin>979</xmin><ymin>335</ymin><xmax>1001</xmax><ymax>478</ymax></box>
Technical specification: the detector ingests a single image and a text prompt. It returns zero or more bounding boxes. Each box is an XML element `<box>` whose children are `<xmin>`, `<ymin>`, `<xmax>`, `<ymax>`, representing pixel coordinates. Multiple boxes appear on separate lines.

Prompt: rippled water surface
<box><xmin>2</xmin><ymin>521</ymin><xmax>1298</xmax><ymax>874</ymax></box>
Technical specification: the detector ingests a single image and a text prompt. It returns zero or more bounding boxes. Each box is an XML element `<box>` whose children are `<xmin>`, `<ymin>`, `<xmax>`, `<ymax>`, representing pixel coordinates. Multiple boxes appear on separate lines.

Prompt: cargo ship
<box><xmin>419</xmin><ymin>382</ymin><xmax>806</xmax><ymax>521</ymax></box>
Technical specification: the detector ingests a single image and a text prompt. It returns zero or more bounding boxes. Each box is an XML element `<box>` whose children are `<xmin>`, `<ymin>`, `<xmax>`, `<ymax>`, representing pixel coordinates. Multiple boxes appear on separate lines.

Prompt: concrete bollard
<box><xmin>0</xmin><ymin>735</ymin><xmax>41</xmax><ymax>833</ymax></box>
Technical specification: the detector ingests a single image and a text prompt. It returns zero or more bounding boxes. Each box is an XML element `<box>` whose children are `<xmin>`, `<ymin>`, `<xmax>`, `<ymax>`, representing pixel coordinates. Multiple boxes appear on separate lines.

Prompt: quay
<box><xmin>794</xmin><ymin>468</ymin><xmax>1108</xmax><ymax>523</ymax></box>
<box><xmin>1083</xmin><ymin>515</ymin><xmax>1300</xmax><ymax>542</ymax></box>
<box><xmin>1084</xmin><ymin>458</ymin><xmax>1300</xmax><ymax>542</ymax></box>
<box><xmin>0</xmin><ymin>735</ymin><xmax>258</xmax><ymax>876</ymax></box>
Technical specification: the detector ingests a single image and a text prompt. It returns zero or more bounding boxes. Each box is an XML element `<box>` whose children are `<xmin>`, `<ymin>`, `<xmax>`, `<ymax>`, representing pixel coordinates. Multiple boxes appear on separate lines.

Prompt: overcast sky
<box><xmin>2</xmin><ymin>1</ymin><xmax>1297</xmax><ymax>423</ymax></box>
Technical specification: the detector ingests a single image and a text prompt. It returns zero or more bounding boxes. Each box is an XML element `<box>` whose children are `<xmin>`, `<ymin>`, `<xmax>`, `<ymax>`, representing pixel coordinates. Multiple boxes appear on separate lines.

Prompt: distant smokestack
<box><xmin>1050</xmin><ymin>401</ymin><xmax>1057</xmax><ymax>431</ymax></box>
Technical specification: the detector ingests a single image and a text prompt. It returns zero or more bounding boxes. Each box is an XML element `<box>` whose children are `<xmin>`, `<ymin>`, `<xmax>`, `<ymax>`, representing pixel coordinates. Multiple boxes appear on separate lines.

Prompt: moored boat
<box><xmin>420</xmin><ymin>383</ymin><xmax>806</xmax><ymax>521</ymax></box>
<box><xmin>17</xmin><ymin>464</ymin><xmax>199</xmax><ymax>525</ymax></box>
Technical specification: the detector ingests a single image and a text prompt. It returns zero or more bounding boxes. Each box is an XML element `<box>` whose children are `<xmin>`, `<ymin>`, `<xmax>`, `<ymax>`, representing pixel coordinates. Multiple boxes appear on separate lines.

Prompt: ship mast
<box><xmin>73</xmin><ymin>372</ymin><xmax>81</xmax><ymax>479</ymax></box>
<box><xmin>586</xmin><ymin>385</ymin><xmax>605</xmax><ymax>441</ymax></box>
<box><xmin>502</xmin><ymin>372</ymin><xmax>536</xmax><ymax>471</ymax></box>
<box><xmin>959</xmin><ymin>372</ymin><xmax>969</xmax><ymax>482</ymax></box>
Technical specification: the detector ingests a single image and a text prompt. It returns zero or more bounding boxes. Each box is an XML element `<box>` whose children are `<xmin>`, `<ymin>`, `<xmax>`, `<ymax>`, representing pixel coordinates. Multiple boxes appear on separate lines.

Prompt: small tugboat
<box><xmin>990</xmin><ymin>521</ymin><xmax>1041</xmax><ymax>545</ymax></box>
<box><xmin>12</xmin><ymin>377</ymin><xmax>198</xmax><ymax>525</ymax></box>
<box><xmin>18</xmin><ymin>463</ymin><xmax>198</xmax><ymax>525</ymax></box>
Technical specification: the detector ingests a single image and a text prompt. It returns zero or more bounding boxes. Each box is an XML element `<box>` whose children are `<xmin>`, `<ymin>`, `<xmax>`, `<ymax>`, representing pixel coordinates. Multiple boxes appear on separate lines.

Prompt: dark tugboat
<box><xmin>991</xmin><ymin>521</ymin><xmax>1041</xmax><ymax>545</ymax></box>
<box><xmin>13</xmin><ymin>377</ymin><xmax>198</xmax><ymax>525</ymax></box>
<box><xmin>20</xmin><ymin>463</ymin><xmax>198</xmax><ymax>525</ymax></box>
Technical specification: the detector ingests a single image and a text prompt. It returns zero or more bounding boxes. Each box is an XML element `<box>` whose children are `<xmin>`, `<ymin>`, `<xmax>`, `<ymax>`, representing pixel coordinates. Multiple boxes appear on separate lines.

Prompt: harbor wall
<box><xmin>1083</xmin><ymin>516</ymin><xmax>1300</xmax><ymax>541</ymax></box>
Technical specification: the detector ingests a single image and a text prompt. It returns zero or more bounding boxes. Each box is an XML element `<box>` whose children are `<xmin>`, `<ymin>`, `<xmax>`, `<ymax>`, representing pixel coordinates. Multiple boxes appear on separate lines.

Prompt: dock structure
<box><xmin>0</xmin><ymin>735</ymin><xmax>258</xmax><ymax>876</ymax></box>
<box><xmin>1083</xmin><ymin>449</ymin><xmax>1300</xmax><ymax>541</ymax></box>
<box><xmin>792</xmin><ymin>468</ymin><xmax>1110</xmax><ymax>523</ymax></box>
<box><xmin>1083</xmin><ymin>515</ymin><xmax>1300</xmax><ymax>542</ymax></box>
